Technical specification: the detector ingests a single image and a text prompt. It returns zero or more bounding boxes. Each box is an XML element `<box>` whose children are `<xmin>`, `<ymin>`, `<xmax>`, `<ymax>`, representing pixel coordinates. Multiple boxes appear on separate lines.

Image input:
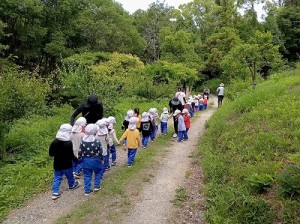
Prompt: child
<box><xmin>203</xmin><ymin>95</ymin><xmax>208</xmax><ymax>110</ymax></box>
<box><xmin>141</xmin><ymin>112</ymin><xmax>153</xmax><ymax>148</ymax></box>
<box><xmin>71</xmin><ymin>117</ymin><xmax>87</xmax><ymax>179</ymax></box>
<box><xmin>121</xmin><ymin>109</ymin><xmax>134</xmax><ymax>145</ymax></box>
<box><xmin>49</xmin><ymin>124</ymin><xmax>80</xmax><ymax>200</ymax></box>
<box><xmin>78</xmin><ymin>124</ymin><xmax>103</xmax><ymax>195</ymax></box>
<box><xmin>119</xmin><ymin>117</ymin><xmax>141</xmax><ymax>167</ymax></box>
<box><xmin>149</xmin><ymin>108</ymin><xmax>159</xmax><ymax>142</ymax></box>
<box><xmin>182</xmin><ymin>109</ymin><xmax>191</xmax><ymax>140</ymax></box>
<box><xmin>194</xmin><ymin>96</ymin><xmax>199</xmax><ymax>112</ymax></box>
<box><xmin>173</xmin><ymin>110</ymin><xmax>186</xmax><ymax>142</ymax></box>
<box><xmin>186</xmin><ymin>100</ymin><xmax>194</xmax><ymax>117</ymax></box>
<box><xmin>198</xmin><ymin>95</ymin><xmax>204</xmax><ymax>111</ymax></box>
<box><xmin>95</xmin><ymin>118</ymin><xmax>110</xmax><ymax>171</ymax></box>
<box><xmin>160</xmin><ymin>107</ymin><xmax>170</xmax><ymax>134</ymax></box>
<box><xmin>106</xmin><ymin>116</ymin><xmax>119</xmax><ymax>166</ymax></box>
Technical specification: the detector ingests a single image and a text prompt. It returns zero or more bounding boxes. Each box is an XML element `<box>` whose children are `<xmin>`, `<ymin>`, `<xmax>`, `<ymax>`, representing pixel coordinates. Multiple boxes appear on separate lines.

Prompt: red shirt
<box><xmin>183</xmin><ymin>115</ymin><xmax>191</xmax><ymax>129</ymax></box>
<box><xmin>204</xmin><ymin>99</ymin><xmax>208</xmax><ymax>105</ymax></box>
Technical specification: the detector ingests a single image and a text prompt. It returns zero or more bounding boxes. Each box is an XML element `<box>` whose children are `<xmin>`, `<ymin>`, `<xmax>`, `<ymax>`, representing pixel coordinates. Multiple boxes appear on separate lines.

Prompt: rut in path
<box><xmin>121</xmin><ymin>96</ymin><xmax>217</xmax><ymax>224</ymax></box>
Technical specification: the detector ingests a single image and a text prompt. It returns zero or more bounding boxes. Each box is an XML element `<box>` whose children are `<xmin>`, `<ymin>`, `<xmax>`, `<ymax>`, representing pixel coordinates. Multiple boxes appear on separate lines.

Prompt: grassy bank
<box><xmin>0</xmin><ymin>98</ymin><xmax>168</xmax><ymax>222</ymax></box>
<box><xmin>199</xmin><ymin>71</ymin><xmax>300</xmax><ymax>223</ymax></box>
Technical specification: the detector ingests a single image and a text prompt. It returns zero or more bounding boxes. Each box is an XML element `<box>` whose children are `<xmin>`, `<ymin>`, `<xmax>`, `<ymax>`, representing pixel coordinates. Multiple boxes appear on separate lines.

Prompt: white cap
<box><xmin>173</xmin><ymin>109</ymin><xmax>181</xmax><ymax>116</ymax></box>
<box><xmin>96</xmin><ymin>118</ymin><xmax>108</xmax><ymax>135</ymax></box>
<box><xmin>182</xmin><ymin>109</ymin><xmax>189</xmax><ymax>114</ymax></box>
<box><xmin>128</xmin><ymin>117</ymin><xmax>139</xmax><ymax>130</ymax></box>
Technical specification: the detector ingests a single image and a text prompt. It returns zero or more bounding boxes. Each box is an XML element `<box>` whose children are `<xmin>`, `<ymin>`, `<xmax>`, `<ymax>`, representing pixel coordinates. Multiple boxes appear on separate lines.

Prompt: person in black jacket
<box><xmin>140</xmin><ymin>112</ymin><xmax>154</xmax><ymax>149</ymax></box>
<box><xmin>169</xmin><ymin>96</ymin><xmax>183</xmax><ymax>138</ymax></box>
<box><xmin>49</xmin><ymin>124</ymin><xmax>80</xmax><ymax>200</ymax></box>
<box><xmin>70</xmin><ymin>95</ymin><xmax>103</xmax><ymax>126</ymax></box>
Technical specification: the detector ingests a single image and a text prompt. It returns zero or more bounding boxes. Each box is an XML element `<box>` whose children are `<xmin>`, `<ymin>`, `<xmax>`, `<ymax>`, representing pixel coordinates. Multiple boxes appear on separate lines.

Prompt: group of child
<box><xmin>49</xmin><ymin>93</ymin><xmax>210</xmax><ymax>200</ymax></box>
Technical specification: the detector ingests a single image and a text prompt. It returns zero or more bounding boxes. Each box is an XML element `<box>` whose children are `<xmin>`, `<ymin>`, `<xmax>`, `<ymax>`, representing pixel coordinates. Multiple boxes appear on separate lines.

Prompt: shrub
<box><xmin>247</xmin><ymin>173</ymin><xmax>274</xmax><ymax>193</ymax></box>
<box><xmin>277</xmin><ymin>165</ymin><xmax>300</xmax><ymax>198</ymax></box>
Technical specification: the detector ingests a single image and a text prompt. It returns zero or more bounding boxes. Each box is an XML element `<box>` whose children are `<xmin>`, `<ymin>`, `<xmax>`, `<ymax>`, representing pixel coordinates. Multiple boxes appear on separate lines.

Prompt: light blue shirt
<box><xmin>177</xmin><ymin>115</ymin><xmax>186</xmax><ymax>131</ymax></box>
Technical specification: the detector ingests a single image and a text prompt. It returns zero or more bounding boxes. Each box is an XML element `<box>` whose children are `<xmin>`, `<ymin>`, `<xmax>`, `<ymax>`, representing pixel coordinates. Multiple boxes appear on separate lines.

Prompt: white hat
<box><xmin>106</xmin><ymin>116</ymin><xmax>116</xmax><ymax>124</ymax></box>
<box><xmin>83</xmin><ymin>124</ymin><xmax>98</xmax><ymax>142</ymax></box>
<box><xmin>125</xmin><ymin>110</ymin><xmax>134</xmax><ymax>121</ymax></box>
<box><xmin>220</xmin><ymin>83</ymin><xmax>224</xmax><ymax>87</ymax></box>
<box><xmin>162</xmin><ymin>107</ymin><xmax>168</xmax><ymax>114</ymax></box>
<box><xmin>173</xmin><ymin>109</ymin><xmax>181</xmax><ymax>116</ymax></box>
<box><xmin>96</xmin><ymin>118</ymin><xmax>108</xmax><ymax>135</ymax></box>
<box><xmin>56</xmin><ymin>124</ymin><xmax>72</xmax><ymax>141</ymax></box>
<box><xmin>148</xmin><ymin>108</ymin><xmax>155</xmax><ymax>115</ymax></box>
<box><xmin>128</xmin><ymin>117</ymin><xmax>139</xmax><ymax>130</ymax></box>
<box><xmin>182</xmin><ymin>109</ymin><xmax>189</xmax><ymax>114</ymax></box>
<box><xmin>142</xmin><ymin>112</ymin><xmax>150</xmax><ymax>122</ymax></box>
<box><xmin>72</xmin><ymin>117</ymin><xmax>87</xmax><ymax>133</ymax></box>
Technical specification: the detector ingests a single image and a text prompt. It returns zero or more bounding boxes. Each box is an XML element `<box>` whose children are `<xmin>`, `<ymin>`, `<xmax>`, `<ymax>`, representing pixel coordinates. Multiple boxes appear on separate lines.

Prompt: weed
<box><xmin>171</xmin><ymin>187</ymin><xmax>188</xmax><ymax>207</ymax></box>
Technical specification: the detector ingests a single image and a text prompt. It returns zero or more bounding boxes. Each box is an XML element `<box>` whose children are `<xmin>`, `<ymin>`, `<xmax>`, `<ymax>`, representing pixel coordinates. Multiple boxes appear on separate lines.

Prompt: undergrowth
<box><xmin>200</xmin><ymin>71</ymin><xmax>300</xmax><ymax>223</ymax></box>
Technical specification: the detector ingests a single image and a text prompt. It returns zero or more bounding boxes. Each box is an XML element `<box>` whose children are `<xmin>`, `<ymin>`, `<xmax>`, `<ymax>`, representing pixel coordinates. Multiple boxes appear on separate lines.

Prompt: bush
<box><xmin>277</xmin><ymin>165</ymin><xmax>300</xmax><ymax>198</ymax></box>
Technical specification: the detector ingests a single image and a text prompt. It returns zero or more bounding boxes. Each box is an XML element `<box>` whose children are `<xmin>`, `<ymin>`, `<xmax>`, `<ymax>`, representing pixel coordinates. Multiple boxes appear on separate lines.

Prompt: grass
<box><xmin>171</xmin><ymin>187</ymin><xmax>188</xmax><ymax>207</ymax></box>
<box><xmin>199</xmin><ymin>71</ymin><xmax>300</xmax><ymax>223</ymax></box>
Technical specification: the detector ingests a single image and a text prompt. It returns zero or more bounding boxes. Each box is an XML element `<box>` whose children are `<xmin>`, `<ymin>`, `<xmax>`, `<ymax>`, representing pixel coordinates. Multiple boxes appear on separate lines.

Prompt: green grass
<box><xmin>171</xmin><ymin>187</ymin><xmax>188</xmax><ymax>207</ymax></box>
<box><xmin>199</xmin><ymin>71</ymin><xmax>300</xmax><ymax>223</ymax></box>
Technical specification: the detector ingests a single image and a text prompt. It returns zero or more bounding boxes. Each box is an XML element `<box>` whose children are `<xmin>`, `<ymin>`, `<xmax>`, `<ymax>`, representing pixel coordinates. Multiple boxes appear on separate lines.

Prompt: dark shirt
<box><xmin>49</xmin><ymin>139</ymin><xmax>75</xmax><ymax>170</ymax></box>
<box><xmin>169</xmin><ymin>100</ymin><xmax>183</xmax><ymax>114</ymax></box>
<box><xmin>122</xmin><ymin>120</ymin><xmax>129</xmax><ymax>131</ymax></box>
<box><xmin>78</xmin><ymin>140</ymin><xmax>103</xmax><ymax>159</ymax></box>
<box><xmin>141</xmin><ymin>121</ymin><xmax>153</xmax><ymax>136</ymax></box>
<box><xmin>70</xmin><ymin>96</ymin><xmax>103</xmax><ymax>125</ymax></box>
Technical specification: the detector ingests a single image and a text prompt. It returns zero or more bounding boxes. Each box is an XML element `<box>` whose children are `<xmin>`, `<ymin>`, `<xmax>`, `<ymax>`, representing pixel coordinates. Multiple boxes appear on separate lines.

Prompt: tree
<box><xmin>221</xmin><ymin>31</ymin><xmax>283</xmax><ymax>88</ymax></box>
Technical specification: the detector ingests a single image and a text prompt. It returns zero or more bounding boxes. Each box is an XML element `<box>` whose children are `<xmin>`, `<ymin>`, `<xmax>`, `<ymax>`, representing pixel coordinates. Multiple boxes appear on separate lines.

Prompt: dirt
<box><xmin>3</xmin><ymin>96</ymin><xmax>217</xmax><ymax>224</ymax></box>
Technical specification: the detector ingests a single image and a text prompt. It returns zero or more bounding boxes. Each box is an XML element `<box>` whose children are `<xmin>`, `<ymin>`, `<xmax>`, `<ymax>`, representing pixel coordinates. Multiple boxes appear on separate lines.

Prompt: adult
<box><xmin>175</xmin><ymin>87</ymin><xmax>186</xmax><ymax>109</ymax></box>
<box><xmin>203</xmin><ymin>87</ymin><xmax>210</xmax><ymax>99</ymax></box>
<box><xmin>216</xmin><ymin>83</ymin><xmax>225</xmax><ymax>107</ymax></box>
<box><xmin>169</xmin><ymin>96</ymin><xmax>183</xmax><ymax>138</ymax></box>
<box><xmin>70</xmin><ymin>95</ymin><xmax>103</xmax><ymax>126</ymax></box>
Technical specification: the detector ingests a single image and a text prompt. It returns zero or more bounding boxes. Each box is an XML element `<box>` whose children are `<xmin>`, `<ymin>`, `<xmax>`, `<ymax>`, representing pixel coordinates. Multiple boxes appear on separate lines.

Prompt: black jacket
<box><xmin>70</xmin><ymin>95</ymin><xmax>103</xmax><ymax>125</ymax></box>
<box><xmin>49</xmin><ymin>139</ymin><xmax>76</xmax><ymax>170</ymax></box>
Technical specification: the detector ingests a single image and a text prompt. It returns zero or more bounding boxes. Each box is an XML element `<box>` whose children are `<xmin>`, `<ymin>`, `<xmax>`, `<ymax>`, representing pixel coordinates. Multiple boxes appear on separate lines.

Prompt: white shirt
<box><xmin>175</xmin><ymin>91</ymin><xmax>186</xmax><ymax>105</ymax></box>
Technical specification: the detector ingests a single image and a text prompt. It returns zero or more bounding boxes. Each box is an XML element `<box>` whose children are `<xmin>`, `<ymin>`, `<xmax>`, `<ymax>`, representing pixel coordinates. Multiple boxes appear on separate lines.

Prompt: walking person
<box><xmin>78</xmin><ymin>124</ymin><xmax>103</xmax><ymax>195</ymax></box>
<box><xmin>106</xmin><ymin>116</ymin><xmax>119</xmax><ymax>166</ymax></box>
<box><xmin>182</xmin><ymin>109</ymin><xmax>191</xmax><ymax>140</ymax></box>
<box><xmin>216</xmin><ymin>83</ymin><xmax>225</xmax><ymax>107</ymax></box>
<box><xmin>169</xmin><ymin>96</ymin><xmax>183</xmax><ymax>138</ymax></box>
<box><xmin>49</xmin><ymin>124</ymin><xmax>80</xmax><ymax>200</ymax></box>
<box><xmin>95</xmin><ymin>118</ymin><xmax>110</xmax><ymax>171</ymax></box>
<box><xmin>173</xmin><ymin>110</ymin><xmax>186</xmax><ymax>142</ymax></box>
<box><xmin>71</xmin><ymin>117</ymin><xmax>87</xmax><ymax>178</ymax></box>
<box><xmin>160</xmin><ymin>107</ymin><xmax>170</xmax><ymax>135</ymax></box>
<box><xmin>141</xmin><ymin>112</ymin><xmax>153</xmax><ymax>149</ymax></box>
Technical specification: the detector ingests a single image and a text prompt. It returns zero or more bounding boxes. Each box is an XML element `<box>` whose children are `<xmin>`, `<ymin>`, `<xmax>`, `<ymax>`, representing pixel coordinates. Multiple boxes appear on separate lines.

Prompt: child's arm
<box><xmin>118</xmin><ymin>130</ymin><xmax>128</xmax><ymax>143</ymax></box>
<box><xmin>112</xmin><ymin>129</ymin><xmax>120</xmax><ymax>145</ymax></box>
<box><xmin>137</xmin><ymin>131</ymin><xmax>141</xmax><ymax>147</ymax></box>
<box><xmin>49</xmin><ymin>140</ymin><xmax>55</xmax><ymax>157</ymax></box>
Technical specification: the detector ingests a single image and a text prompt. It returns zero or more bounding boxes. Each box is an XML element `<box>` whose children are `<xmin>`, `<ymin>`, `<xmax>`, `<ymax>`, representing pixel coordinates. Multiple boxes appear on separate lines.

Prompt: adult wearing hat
<box><xmin>169</xmin><ymin>96</ymin><xmax>183</xmax><ymax>138</ymax></box>
<box><xmin>216</xmin><ymin>83</ymin><xmax>225</xmax><ymax>108</ymax></box>
<box><xmin>70</xmin><ymin>95</ymin><xmax>104</xmax><ymax>125</ymax></box>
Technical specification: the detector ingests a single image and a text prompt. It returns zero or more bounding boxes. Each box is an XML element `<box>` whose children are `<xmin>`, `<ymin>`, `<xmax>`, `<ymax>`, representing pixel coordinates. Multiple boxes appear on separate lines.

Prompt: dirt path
<box><xmin>122</xmin><ymin>96</ymin><xmax>217</xmax><ymax>224</ymax></box>
<box><xmin>3</xmin><ymin>96</ymin><xmax>217</xmax><ymax>224</ymax></box>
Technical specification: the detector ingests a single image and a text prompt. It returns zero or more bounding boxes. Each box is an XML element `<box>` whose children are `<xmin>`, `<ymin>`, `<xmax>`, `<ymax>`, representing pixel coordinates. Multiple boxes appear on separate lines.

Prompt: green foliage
<box><xmin>63</xmin><ymin>52</ymin><xmax>111</xmax><ymax>66</ymax></box>
<box><xmin>247</xmin><ymin>173</ymin><xmax>274</xmax><ymax>193</ymax></box>
<box><xmin>277</xmin><ymin>165</ymin><xmax>300</xmax><ymax>197</ymax></box>
<box><xmin>171</xmin><ymin>188</ymin><xmax>188</xmax><ymax>207</ymax></box>
<box><xmin>200</xmin><ymin>71</ymin><xmax>300</xmax><ymax>222</ymax></box>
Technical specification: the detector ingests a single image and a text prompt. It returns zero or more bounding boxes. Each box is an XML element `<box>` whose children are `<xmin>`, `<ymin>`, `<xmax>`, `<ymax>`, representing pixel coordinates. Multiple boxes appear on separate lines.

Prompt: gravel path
<box><xmin>122</xmin><ymin>96</ymin><xmax>217</xmax><ymax>224</ymax></box>
<box><xmin>3</xmin><ymin>96</ymin><xmax>217</xmax><ymax>224</ymax></box>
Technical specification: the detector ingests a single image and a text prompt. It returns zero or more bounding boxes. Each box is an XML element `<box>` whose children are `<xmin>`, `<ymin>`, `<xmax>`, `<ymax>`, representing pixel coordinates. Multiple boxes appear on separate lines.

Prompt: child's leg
<box><xmin>83</xmin><ymin>167</ymin><xmax>93</xmax><ymax>194</ymax></box>
<box><xmin>74</xmin><ymin>158</ymin><xmax>83</xmax><ymax>175</ymax></box>
<box><xmin>104</xmin><ymin>154</ymin><xmax>110</xmax><ymax>170</ymax></box>
<box><xmin>64</xmin><ymin>168</ymin><xmax>76</xmax><ymax>188</ymax></box>
<box><xmin>127</xmin><ymin>148</ymin><xmax>137</xmax><ymax>165</ymax></box>
<box><xmin>150</xmin><ymin>130</ymin><xmax>155</xmax><ymax>141</ymax></box>
<box><xmin>52</xmin><ymin>170</ymin><xmax>63</xmax><ymax>194</ymax></box>
<box><xmin>177</xmin><ymin>131</ymin><xmax>184</xmax><ymax>142</ymax></box>
<box><xmin>93</xmin><ymin>159</ymin><xmax>102</xmax><ymax>189</ymax></box>
<box><xmin>110</xmin><ymin>144</ymin><xmax>117</xmax><ymax>163</ymax></box>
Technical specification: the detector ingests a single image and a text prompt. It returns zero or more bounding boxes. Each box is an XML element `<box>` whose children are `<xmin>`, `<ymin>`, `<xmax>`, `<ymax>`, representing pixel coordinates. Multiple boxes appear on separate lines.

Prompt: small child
<box><xmin>49</xmin><ymin>124</ymin><xmax>80</xmax><ymax>200</ymax></box>
<box><xmin>141</xmin><ymin>112</ymin><xmax>153</xmax><ymax>148</ymax></box>
<box><xmin>106</xmin><ymin>116</ymin><xmax>119</xmax><ymax>166</ymax></box>
<box><xmin>95</xmin><ymin>118</ymin><xmax>110</xmax><ymax>171</ymax></box>
<box><xmin>119</xmin><ymin>117</ymin><xmax>141</xmax><ymax>167</ymax></box>
<box><xmin>194</xmin><ymin>96</ymin><xmax>199</xmax><ymax>112</ymax></box>
<box><xmin>203</xmin><ymin>95</ymin><xmax>208</xmax><ymax>110</ymax></box>
<box><xmin>121</xmin><ymin>109</ymin><xmax>134</xmax><ymax>145</ymax></box>
<box><xmin>71</xmin><ymin>117</ymin><xmax>87</xmax><ymax>179</ymax></box>
<box><xmin>186</xmin><ymin>100</ymin><xmax>194</xmax><ymax>117</ymax></box>
<box><xmin>78</xmin><ymin>124</ymin><xmax>103</xmax><ymax>195</ymax></box>
<box><xmin>182</xmin><ymin>109</ymin><xmax>191</xmax><ymax>140</ymax></box>
<box><xmin>198</xmin><ymin>95</ymin><xmax>204</xmax><ymax>111</ymax></box>
<box><xmin>149</xmin><ymin>108</ymin><xmax>159</xmax><ymax>142</ymax></box>
<box><xmin>173</xmin><ymin>110</ymin><xmax>186</xmax><ymax>142</ymax></box>
<box><xmin>160</xmin><ymin>107</ymin><xmax>170</xmax><ymax>134</ymax></box>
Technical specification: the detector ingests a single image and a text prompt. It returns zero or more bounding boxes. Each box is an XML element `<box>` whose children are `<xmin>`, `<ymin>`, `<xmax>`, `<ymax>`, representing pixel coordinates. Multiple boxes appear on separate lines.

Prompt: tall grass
<box><xmin>200</xmin><ymin>71</ymin><xmax>300</xmax><ymax>223</ymax></box>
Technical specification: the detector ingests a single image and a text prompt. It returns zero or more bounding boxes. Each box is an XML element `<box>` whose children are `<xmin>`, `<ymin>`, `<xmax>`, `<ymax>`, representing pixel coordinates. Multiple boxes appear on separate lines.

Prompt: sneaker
<box><xmin>105</xmin><ymin>166</ymin><xmax>110</xmax><ymax>171</ymax></box>
<box><xmin>51</xmin><ymin>193</ymin><xmax>61</xmax><ymax>200</ymax></box>
<box><xmin>111</xmin><ymin>161</ymin><xmax>116</xmax><ymax>166</ymax></box>
<box><xmin>69</xmin><ymin>180</ymin><xmax>80</xmax><ymax>190</ymax></box>
<box><xmin>84</xmin><ymin>191</ymin><xmax>93</xmax><ymax>196</ymax></box>
<box><xmin>127</xmin><ymin>164</ymin><xmax>132</xmax><ymax>167</ymax></box>
<box><xmin>143</xmin><ymin>146</ymin><xmax>146</xmax><ymax>149</ymax></box>
<box><xmin>73</xmin><ymin>173</ymin><xmax>81</xmax><ymax>179</ymax></box>
<box><xmin>151</xmin><ymin>140</ymin><xmax>154</xmax><ymax>142</ymax></box>
<box><xmin>173</xmin><ymin>133</ymin><xmax>177</xmax><ymax>138</ymax></box>
<box><xmin>94</xmin><ymin>187</ymin><xmax>101</xmax><ymax>192</ymax></box>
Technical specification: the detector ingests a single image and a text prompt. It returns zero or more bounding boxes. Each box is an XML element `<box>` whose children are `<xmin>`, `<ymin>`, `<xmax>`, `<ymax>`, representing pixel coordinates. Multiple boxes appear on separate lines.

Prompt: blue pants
<box><xmin>142</xmin><ymin>135</ymin><xmax>150</xmax><ymax>147</ymax></box>
<box><xmin>150</xmin><ymin>129</ymin><xmax>156</xmax><ymax>141</ymax></box>
<box><xmin>204</xmin><ymin>104</ymin><xmax>207</xmax><ymax>110</ymax></box>
<box><xmin>52</xmin><ymin>168</ymin><xmax>75</xmax><ymax>194</ymax></box>
<box><xmin>73</xmin><ymin>158</ymin><xmax>83</xmax><ymax>175</ymax></box>
<box><xmin>83</xmin><ymin>157</ymin><xmax>103</xmax><ymax>194</ymax></box>
<box><xmin>195</xmin><ymin>105</ymin><xmax>199</xmax><ymax>112</ymax></box>
<box><xmin>110</xmin><ymin>144</ymin><xmax>117</xmax><ymax>162</ymax></box>
<box><xmin>183</xmin><ymin>128</ymin><xmax>189</xmax><ymax>140</ymax></box>
<box><xmin>199</xmin><ymin>105</ymin><xmax>204</xmax><ymax>111</ymax></box>
<box><xmin>104</xmin><ymin>154</ymin><xmax>110</xmax><ymax>169</ymax></box>
<box><xmin>160</xmin><ymin>122</ymin><xmax>167</xmax><ymax>134</ymax></box>
<box><xmin>178</xmin><ymin>131</ymin><xmax>185</xmax><ymax>142</ymax></box>
<box><xmin>127</xmin><ymin>148</ymin><xmax>137</xmax><ymax>165</ymax></box>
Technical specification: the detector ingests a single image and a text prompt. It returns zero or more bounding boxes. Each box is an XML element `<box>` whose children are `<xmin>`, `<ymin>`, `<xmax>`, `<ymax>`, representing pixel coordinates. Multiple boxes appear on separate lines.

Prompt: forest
<box><xmin>0</xmin><ymin>0</ymin><xmax>300</xmax><ymax>222</ymax></box>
